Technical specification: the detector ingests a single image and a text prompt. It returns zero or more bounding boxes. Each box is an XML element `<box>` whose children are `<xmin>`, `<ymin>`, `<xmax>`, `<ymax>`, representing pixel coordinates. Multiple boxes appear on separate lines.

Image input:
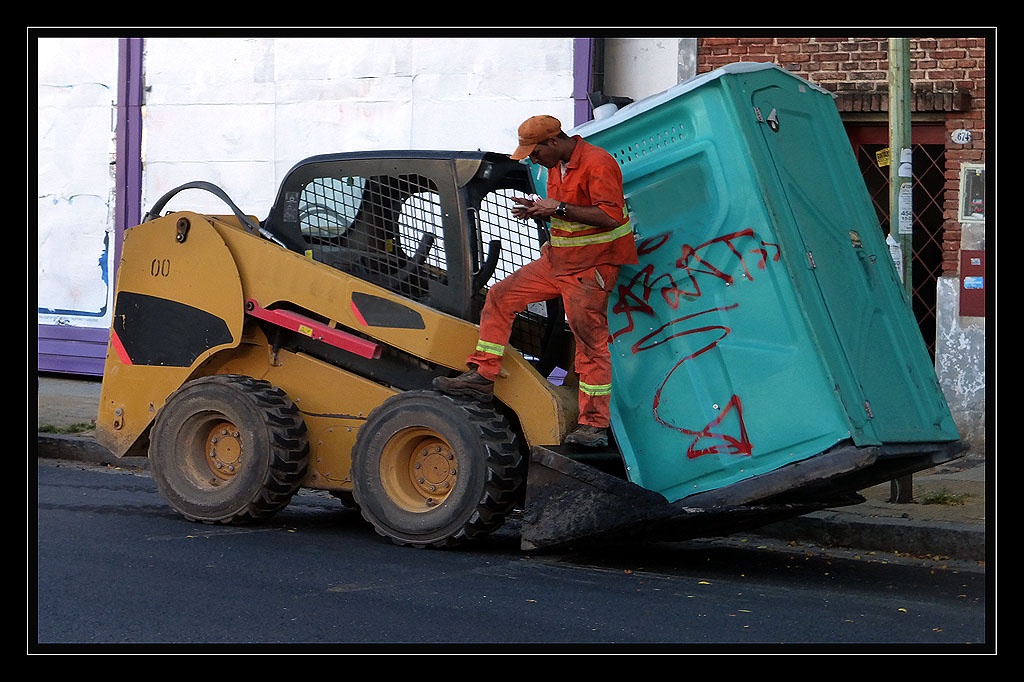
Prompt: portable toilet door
<box><xmin>733</xmin><ymin>65</ymin><xmax>960</xmax><ymax>446</ymax></box>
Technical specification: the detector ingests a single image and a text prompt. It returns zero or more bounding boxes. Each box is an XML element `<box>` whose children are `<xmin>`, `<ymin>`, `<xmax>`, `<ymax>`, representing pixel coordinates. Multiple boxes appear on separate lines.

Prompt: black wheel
<box><xmin>149</xmin><ymin>374</ymin><xmax>310</xmax><ymax>524</ymax></box>
<box><xmin>351</xmin><ymin>390</ymin><xmax>524</xmax><ymax>548</ymax></box>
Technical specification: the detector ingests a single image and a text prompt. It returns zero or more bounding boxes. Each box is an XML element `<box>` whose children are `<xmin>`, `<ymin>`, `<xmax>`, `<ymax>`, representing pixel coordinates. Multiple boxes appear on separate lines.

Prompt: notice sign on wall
<box><xmin>960</xmin><ymin>250</ymin><xmax>986</xmax><ymax>317</ymax></box>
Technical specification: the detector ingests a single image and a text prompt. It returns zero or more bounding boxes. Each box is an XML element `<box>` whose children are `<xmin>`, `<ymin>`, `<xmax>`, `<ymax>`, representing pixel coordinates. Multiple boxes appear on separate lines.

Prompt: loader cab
<box><xmin>263</xmin><ymin>151</ymin><xmax>570</xmax><ymax>376</ymax></box>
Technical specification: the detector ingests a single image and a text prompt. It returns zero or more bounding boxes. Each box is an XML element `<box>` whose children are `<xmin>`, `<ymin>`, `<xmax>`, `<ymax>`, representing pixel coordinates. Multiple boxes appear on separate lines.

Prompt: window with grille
<box><xmin>475</xmin><ymin>188</ymin><xmax>556</xmax><ymax>363</ymax></box>
<box><xmin>296</xmin><ymin>173</ymin><xmax>446</xmax><ymax>300</ymax></box>
<box><xmin>477</xmin><ymin>188</ymin><xmax>543</xmax><ymax>287</ymax></box>
<box><xmin>287</xmin><ymin>162</ymin><xmax>562</xmax><ymax>372</ymax></box>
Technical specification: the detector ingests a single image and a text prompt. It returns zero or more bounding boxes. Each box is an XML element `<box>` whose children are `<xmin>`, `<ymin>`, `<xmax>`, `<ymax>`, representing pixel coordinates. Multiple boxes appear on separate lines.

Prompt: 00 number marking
<box><xmin>150</xmin><ymin>258</ymin><xmax>171</xmax><ymax>276</ymax></box>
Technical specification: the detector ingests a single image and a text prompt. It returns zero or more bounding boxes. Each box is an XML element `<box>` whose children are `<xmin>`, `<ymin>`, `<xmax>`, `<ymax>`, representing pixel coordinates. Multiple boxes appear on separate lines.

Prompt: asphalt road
<box><xmin>33</xmin><ymin>459</ymin><xmax>990</xmax><ymax>653</ymax></box>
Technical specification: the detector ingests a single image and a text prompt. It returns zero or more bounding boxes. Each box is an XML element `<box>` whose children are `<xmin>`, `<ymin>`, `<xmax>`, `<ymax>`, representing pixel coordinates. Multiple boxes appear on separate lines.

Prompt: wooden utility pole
<box><xmin>889</xmin><ymin>38</ymin><xmax>913</xmax><ymax>292</ymax></box>
<box><xmin>889</xmin><ymin>38</ymin><xmax>915</xmax><ymax>503</ymax></box>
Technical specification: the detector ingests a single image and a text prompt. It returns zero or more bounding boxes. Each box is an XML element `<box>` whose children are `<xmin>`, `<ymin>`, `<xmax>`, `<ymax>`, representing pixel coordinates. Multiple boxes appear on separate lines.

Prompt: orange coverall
<box><xmin>465</xmin><ymin>136</ymin><xmax>638</xmax><ymax>428</ymax></box>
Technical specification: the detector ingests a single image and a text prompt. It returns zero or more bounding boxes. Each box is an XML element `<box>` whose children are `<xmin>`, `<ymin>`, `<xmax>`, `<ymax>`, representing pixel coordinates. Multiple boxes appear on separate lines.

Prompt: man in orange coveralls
<box><xmin>433</xmin><ymin>114</ymin><xmax>638</xmax><ymax>447</ymax></box>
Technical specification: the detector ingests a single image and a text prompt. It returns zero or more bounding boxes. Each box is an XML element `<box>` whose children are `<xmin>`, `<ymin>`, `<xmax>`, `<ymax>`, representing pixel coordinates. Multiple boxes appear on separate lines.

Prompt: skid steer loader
<box><xmin>96</xmin><ymin>63</ymin><xmax>964</xmax><ymax>550</ymax></box>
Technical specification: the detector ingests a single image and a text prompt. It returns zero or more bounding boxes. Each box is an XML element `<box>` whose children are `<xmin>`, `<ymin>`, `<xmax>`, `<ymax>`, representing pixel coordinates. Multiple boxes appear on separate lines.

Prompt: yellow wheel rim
<box><xmin>204</xmin><ymin>420</ymin><xmax>243</xmax><ymax>481</ymax></box>
<box><xmin>378</xmin><ymin>427</ymin><xmax>457</xmax><ymax>512</ymax></box>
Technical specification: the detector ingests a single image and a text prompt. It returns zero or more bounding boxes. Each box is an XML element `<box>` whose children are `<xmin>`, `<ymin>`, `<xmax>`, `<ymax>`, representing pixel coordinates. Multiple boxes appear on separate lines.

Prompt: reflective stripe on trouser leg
<box><xmin>564</xmin><ymin>265</ymin><xmax>619</xmax><ymax>429</ymax></box>
<box><xmin>466</xmin><ymin>257</ymin><xmax>561</xmax><ymax>382</ymax></box>
<box><xmin>464</xmin><ymin>339</ymin><xmax>505</xmax><ymax>381</ymax></box>
<box><xmin>579</xmin><ymin>380</ymin><xmax>612</xmax><ymax>396</ymax></box>
<box><xmin>578</xmin><ymin>381</ymin><xmax>612</xmax><ymax>430</ymax></box>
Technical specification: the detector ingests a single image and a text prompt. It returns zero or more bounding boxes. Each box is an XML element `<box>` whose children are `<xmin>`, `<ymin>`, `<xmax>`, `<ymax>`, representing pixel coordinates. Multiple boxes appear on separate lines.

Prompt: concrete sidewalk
<box><xmin>33</xmin><ymin>375</ymin><xmax>988</xmax><ymax>563</ymax></box>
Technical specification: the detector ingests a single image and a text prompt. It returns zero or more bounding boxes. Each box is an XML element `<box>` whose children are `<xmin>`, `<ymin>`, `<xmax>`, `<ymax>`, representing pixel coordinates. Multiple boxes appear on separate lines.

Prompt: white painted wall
<box><xmin>36</xmin><ymin>36</ymin><xmax>577</xmax><ymax>333</ymax></box>
<box><xmin>603</xmin><ymin>37</ymin><xmax>694</xmax><ymax>103</ymax></box>
<box><xmin>140</xmin><ymin>37</ymin><xmax>576</xmax><ymax>216</ymax></box>
<box><xmin>37</xmin><ymin>37</ymin><xmax>119</xmax><ymax>329</ymax></box>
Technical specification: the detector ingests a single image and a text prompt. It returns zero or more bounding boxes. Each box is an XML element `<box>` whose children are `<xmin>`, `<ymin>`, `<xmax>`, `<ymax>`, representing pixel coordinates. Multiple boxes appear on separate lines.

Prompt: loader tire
<box><xmin>352</xmin><ymin>390</ymin><xmax>524</xmax><ymax>548</ymax></box>
<box><xmin>149</xmin><ymin>374</ymin><xmax>310</xmax><ymax>524</ymax></box>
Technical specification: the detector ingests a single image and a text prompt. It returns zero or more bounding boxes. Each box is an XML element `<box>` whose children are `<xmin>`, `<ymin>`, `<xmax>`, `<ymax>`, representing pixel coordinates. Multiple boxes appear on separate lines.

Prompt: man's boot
<box><xmin>564</xmin><ymin>424</ymin><xmax>608</xmax><ymax>447</ymax></box>
<box><xmin>432</xmin><ymin>369</ymin><xmax>494</xmax><ymax>401</ymax></box>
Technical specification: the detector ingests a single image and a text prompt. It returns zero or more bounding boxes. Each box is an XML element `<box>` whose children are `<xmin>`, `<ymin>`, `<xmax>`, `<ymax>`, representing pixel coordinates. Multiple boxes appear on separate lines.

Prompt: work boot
<box><xmin>564</xmin><ymin>424</ymin><xmax>608</xmax><ymax>448</ymax></box>
<box><xmin>432</xmin><ymin>369</ymin><xmax>494</xmax><ymax>401</ymax></box>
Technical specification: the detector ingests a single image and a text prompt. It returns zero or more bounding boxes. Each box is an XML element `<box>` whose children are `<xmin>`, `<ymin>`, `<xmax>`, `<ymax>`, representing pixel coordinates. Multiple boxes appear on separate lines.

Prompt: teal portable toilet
<box><xmin>567</xmin><ymin>63</ymin><xmax>961</xmax><ymax>504</ymax></box>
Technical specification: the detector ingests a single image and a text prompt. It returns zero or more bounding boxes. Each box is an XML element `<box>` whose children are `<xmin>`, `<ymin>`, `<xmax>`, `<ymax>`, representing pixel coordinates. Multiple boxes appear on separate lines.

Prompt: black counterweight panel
<box><xmin>112</xmin><ymin>291</ymin><xmax>233</xmax><ymax>366</ymax></box>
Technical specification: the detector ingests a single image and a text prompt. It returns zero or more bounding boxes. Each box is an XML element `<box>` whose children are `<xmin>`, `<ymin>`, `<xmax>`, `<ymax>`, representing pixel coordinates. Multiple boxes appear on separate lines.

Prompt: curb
<box><xmin>754</xmin><ymin>511</ymin><xmax>986</xmax><ymax>563</ymax></box>
<box><xmin>35</xmin><ymin>434</ymin><xmax>148</xmax><ymax>470</ymax></box>
<box><xmin>35</xmin><ymin>434</ymin><xmax>985</xmax><ymax>563</ymax></box>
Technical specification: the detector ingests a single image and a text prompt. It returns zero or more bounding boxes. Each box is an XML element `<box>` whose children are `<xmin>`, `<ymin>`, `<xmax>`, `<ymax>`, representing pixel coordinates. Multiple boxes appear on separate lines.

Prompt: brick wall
<box><xmin>697</xmin><ymin>37</ymin><xmax>987</xmax><ymax>275</ymax></box>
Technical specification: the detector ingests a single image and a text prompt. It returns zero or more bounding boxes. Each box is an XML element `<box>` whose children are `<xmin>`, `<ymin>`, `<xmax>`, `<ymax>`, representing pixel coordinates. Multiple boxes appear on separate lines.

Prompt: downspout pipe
<box><xmin>572</xmin><ymin>38</ymin><xmax>594</xmax><ymax>126</ymax></box>
<box><xmin>115</xmin><ymin>37</ymin><xmax>144</xmax><ymax>263</ymax></box>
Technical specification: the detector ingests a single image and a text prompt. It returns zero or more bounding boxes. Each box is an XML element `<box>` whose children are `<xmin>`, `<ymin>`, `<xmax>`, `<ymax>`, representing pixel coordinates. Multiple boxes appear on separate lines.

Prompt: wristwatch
<box><xmin>555</xmin><ymin>201</ymin><xmax>568</xmax><ymax>218</ymax></box>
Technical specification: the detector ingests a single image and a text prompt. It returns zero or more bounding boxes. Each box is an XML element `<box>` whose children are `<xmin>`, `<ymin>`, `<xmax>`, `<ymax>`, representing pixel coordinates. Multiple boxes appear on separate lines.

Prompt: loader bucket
<box><xmin>519</xmin><ymin>440</ymin><xmax>966</xmax><ymax>551</ymax></box>
<box><xmin>520</xmin><ymin>446</ymin><xmax>845</xmax><ymax>551</ymax></box>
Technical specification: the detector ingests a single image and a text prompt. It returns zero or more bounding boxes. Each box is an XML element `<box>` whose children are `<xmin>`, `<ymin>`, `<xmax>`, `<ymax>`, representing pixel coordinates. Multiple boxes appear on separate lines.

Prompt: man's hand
<box><xmin>512</xmin><ymin>195</ymin><xmax>559</xmax><ymax>220</ymax></box>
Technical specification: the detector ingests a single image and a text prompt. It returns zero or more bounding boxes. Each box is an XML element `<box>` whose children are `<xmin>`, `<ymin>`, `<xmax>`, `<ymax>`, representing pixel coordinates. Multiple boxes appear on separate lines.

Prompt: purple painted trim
<box><xmin>572</xmin><ymin>38</ymin><xmax>594</xmax><ymax>127</ymax></box>
<box><xmin>116</xmin><ymin>38</ymin><xmax>144</xmax><ymax>247</ymax></box>
<box><xmin>37</xmin><ymin>325</ymin><xmax>108</xmax><ymax>377</ymax></box>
